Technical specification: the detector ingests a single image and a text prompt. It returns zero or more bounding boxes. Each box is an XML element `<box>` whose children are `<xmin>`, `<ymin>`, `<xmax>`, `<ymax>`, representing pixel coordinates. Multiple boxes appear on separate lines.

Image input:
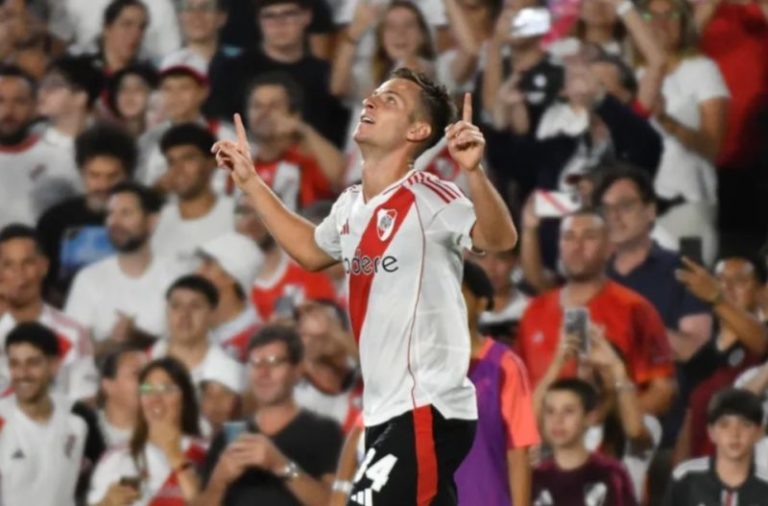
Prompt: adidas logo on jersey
<box><xmin>11</xmin><ymin>448</ymin><xmax>25</xmax><ymax>460</ymax></box>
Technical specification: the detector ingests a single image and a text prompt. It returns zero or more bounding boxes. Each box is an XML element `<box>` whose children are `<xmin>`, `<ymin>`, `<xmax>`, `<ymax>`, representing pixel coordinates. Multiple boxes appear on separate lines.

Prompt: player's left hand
<box><xmin>445</xmin><ymin>93</ymin><xmax>485</xmax><ymax>172</ymax></box>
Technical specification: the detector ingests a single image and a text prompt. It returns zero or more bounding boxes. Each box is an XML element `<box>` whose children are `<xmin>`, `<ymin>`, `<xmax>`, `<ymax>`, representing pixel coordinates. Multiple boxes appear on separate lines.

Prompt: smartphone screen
<box><xmin>564</xmin><ymin>307</ymin><xmax>590</xmax><ymax>356</ymax></box>
<box><xmin>223</xmin><ymin>421</ymin><xmax>248</xmax><ymax>444</ymax></box>
<box><xmin>679</xmin><ymin>237</ymin><xmax>703</xmax><ymax>265</ymax></box>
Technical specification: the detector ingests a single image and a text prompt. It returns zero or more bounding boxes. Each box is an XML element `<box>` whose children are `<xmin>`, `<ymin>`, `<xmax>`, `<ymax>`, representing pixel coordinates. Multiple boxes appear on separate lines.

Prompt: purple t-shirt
<box><xmin>532</xmin><ymin>453</ymin><xmax>638</xmax><ymax>506</ymax></box>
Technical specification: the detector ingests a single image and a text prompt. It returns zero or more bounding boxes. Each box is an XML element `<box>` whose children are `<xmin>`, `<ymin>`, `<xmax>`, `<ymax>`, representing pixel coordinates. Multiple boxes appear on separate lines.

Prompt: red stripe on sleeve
<box><xmin>413</xmin><ymin>406</ymin><xmax>438</xmax><ymax>505</ymax></box>
<box><xmin>347</xmin><ymin>187</ymin><xmax>416</xmax><ymax>342</ymax></box>
<box><xmin>429</xmin><ymin>178</ymin><xmax>461</xmax><ymax>199</ymax></box>
<box><xmin>422</xmin><ymin>180</ymin><xmax>453</xmax><ymax>203</ymax></box>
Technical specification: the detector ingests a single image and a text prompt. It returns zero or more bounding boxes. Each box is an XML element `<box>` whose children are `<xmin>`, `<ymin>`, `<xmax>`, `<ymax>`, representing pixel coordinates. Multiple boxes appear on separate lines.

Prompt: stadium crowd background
<box><xmin>0</xmin><ymin>0</ymin><xmax>767</xmax><ymax>504</ymax></box>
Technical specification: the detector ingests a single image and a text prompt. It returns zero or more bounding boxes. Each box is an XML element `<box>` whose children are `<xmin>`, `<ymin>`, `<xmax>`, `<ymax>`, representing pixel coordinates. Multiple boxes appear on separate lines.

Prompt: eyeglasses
<box><xmin>259</xmin><ymin>9</ymin><xmax>303</xmax><ymax>22</ymax></box>
<box><xmin>139</xmin><ymin>383</ymin><xmax>180</xmax><ymax>397</ymax></box>
<box><xmin>249</xmin><ymin>355</ymin><xmax>291</xmax><ymax>369</ymax></box>
<box><xmin>642</xmin><ymin>10</ymin><xmax>681</xmax><ymax>21</ymax></box>
<box><xmin>598</xmin><ymin>198</ymin><xmax>643</xmax><ymax>217</ymax></box>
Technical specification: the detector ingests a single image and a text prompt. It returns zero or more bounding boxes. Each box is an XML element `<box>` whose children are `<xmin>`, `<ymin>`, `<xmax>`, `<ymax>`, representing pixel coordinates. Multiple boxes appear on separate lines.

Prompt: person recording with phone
<box><xmin>531</xmin><ymin>324</ymin><xmax>657</xmax><ymax>503</ymax></box>
<box><xmin>672</xmin><ymin>255</ymin><xmax>767</xmax><ymax>461</ymax></box>
<box><xmin>195</xmin><ymin>325</ymin><xmax>343</xmax><ymax>506</ymax></box>
<box><xmin>518</xmin><ymin>209</ymin><xmax>676</xmax><ymax>417</ymax></box>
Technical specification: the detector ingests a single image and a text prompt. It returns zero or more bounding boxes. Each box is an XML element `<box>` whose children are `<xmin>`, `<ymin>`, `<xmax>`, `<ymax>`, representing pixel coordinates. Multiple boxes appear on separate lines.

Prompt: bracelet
<box><xmin>176</xmin><ymin>460</ymin><xmax>195</xmax><ymax>473</ymax></box>
<box><xmin>616</xmin><ymin>0</ymin><xmax>634</xmax><ymax>16</ymax></box>
<box><xmin>276</xmin><ymin>461</ymin><xmax>301</xmax><ymax>481</ymax></box>
<box><xmin>332</xmin><ymin>479</ymin><xmax>354</xmax><ymax>494</ymax></box>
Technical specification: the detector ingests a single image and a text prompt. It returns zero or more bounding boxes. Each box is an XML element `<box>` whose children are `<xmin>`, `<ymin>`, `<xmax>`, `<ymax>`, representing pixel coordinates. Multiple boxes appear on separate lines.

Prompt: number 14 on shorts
<box><xmin>351</xmin><ymin>449</ymin><xmax>399</xmax><ymax>504</ymax></box>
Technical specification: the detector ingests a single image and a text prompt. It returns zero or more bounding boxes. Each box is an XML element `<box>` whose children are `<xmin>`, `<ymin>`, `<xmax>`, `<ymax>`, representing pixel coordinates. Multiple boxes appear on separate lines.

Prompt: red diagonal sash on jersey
<box><xmin>147</xmin><ymin>443</ymin><xmax>207</xmax><ymax>506</ymax></box>
<box><xmin>56</xmin><ymin>334</ymin><xmax>72</xmax><ymax>359</ymax></box>
<box><xmin>348</xmin><ymin>187</ymin><xmax>415</xmax><ymax>343</ymax></box>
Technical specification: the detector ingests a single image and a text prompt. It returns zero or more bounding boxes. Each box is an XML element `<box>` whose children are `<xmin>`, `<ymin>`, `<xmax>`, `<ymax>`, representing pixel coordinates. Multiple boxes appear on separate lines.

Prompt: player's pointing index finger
<box><xmin>462</xmin><ymin>93</ymin><xmax>472</xmax><ymax>123</ymax></box>
<box><xmin>234</xmin><ymin>113</ymin><xmax>248</xmax><ymax>149</ymax></box>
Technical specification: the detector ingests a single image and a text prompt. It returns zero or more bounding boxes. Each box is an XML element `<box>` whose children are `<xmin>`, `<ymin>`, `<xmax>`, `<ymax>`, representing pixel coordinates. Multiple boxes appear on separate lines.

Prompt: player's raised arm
<box><xmin>213</xmin><ymin>114</ymin><xmax>337</xmax><ymax>271</ymax></box>
<box><xmin>445</xmin><ymin>93</ymin><xmax>518</xmax><ymax>252</ymax></box>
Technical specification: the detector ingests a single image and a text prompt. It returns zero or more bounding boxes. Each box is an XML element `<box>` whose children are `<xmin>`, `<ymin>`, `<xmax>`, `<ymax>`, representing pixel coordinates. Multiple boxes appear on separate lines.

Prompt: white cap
<box><xmin>198</xmin><ymin>232</ymin><xmax>264</xmax><ymax>292</ymax></box>
<box><xmin>159</xmin><ymin>49</ymin><xmax>209</xmax><ymax>85</ymax></box>
<box><xmin>199</xmin><ymin>346</ymin><xmax>244</xmax><ymax>394</ymax></box>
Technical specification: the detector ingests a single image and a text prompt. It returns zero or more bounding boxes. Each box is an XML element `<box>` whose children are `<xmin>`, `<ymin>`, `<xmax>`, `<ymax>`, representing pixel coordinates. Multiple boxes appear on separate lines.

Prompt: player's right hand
<box><xmin>212</xmin><ymin>114</ymin><xmax>258</xmax><ymax>188</ymax></box>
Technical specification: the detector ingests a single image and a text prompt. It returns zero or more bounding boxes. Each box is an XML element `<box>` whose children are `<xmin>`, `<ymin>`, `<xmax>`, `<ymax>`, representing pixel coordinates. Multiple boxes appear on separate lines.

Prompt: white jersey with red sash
<box><xmin>0</xmin><ymin>394</ymin><xmax>88</xmax><ymax>506</ymax></box>
<box><xmin>88</xmin><ymin>437</ymin><xmax>207</xmax><ymax>506</ymax></box>
<box><xmin>210</xmin><ymin>305</ymin><xmax>261</xmax><ymax>362</ymax></box>
<box><xmin>0</xmin><ymin>305</ymin><xmax>97</xmax><ymax>401</ymax></box>
<box><xmin>314</xmin><ymin>169</ymin><xmax>478</xmax><ymax>427</ymax></box>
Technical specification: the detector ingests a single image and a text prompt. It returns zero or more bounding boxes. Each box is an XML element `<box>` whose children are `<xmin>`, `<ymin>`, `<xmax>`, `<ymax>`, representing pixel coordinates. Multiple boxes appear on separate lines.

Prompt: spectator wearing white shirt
<box><xmin>137</xmin><ymin>52</ymin><xmax>236</xmax><ymax>193</ymax></box>
<box><xmin>150</xmin><ymin>123</ymin><xmax>235</xmax><ymax>270</ymax></box>
<box><xmin>49</xmin><ymin>0</ymin><xmax>181</xmax><ymax>63</ymax></box>
<box><xmin>0</xmin><ymin>322</ymin><xmax>105</xmax><ymax>506</ymax></box>
<box><xmin>0</xmin><ymin>225</ymin><xmax>98</xmax><ymax>402</ymax></box>
<box><xmin>641</xmin><ymin>0</ymin><xmax>730</xmax><ymax>264</ymax></box>
<box><xmin>148</xmin><ymin>275</ymin><xmax>244</xmax><ymax>390</ymax></box>
<box><xmin>88</xmin><ymin>357</ymin><xmax>207</xmax><ymax>506</ymax></box>
<box><xmin>196</xmin><ymin>232</ymin><xmax>264</xmax><ymax>362</ymax></box>
<box><xmin>97</xmin><ymin>342</ymin><xmax>148</xmax><ymax>449</ymax></box>
<box><xmin>65</xmin><ymin>182</ymin><xmax>179</xmax><ymax>348</ymax></box>
<box><xmin>36</xmin><ymin>56</ymin><xmax>104</xmax><ymax>174</ymax></box>
<box><xmin>0</xmin><ymin>64</ymin><xmax>80</xmax><ymax>228</ymax></box>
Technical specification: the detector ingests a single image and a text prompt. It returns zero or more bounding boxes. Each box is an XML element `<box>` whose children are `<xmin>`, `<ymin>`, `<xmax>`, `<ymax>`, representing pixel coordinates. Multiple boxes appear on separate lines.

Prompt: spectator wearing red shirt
<box><xmin>518</xmin><ymin>210</ymin><xmax>676</xmax><ymax>416</ymax></box>
<box><xmin>245</xmin><ymin>72</ymin><xmax>344</xmax><ymax>212</ymax></box>
<box><xmin>234</xmin><ymin>194</ymin><xmax>337</xmax><ymax>322</ymax></box>
<box><xmin>697</xmin><ymin>0</ymin><xmax>768</xmax><ymax>252</ymax></box>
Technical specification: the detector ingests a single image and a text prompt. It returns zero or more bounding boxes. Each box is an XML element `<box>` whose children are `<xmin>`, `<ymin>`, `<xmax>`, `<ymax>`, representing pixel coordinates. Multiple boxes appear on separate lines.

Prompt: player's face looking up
<box><xmin>354</xmin><ymin>78</ymin><xmax>432</xmax><ymax>156</ymax></box>
<box><xmin>8</xmin><ymin>342</ymin><xmax>57</xmax><ymax>403</ymax></box>
<box><xmin>0</xmin><ymin>238</ymin><xmax>46</xmax><ymax>308</ymax></box>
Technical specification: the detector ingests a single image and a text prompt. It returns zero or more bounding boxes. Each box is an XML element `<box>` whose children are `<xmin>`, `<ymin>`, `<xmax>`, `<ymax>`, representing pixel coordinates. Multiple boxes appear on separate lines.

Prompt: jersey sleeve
<box><xmin>426</xmin><ymin>182</ymin><xmax>476</xmax><ymax>251</ymax></box>
<box><xmin>313</xmin><ymin>191</ymin><xmax>349</xmax><ymax>261</ymax></box>
<box><xmin>630</xmin><ymin>300</ymin><xmax>675</xmax><ymax>385</ymax></box>
<box><xmin>499</xmin><ymin>350</ymin><xmax>541</xmax><ymax>449</ymax></box>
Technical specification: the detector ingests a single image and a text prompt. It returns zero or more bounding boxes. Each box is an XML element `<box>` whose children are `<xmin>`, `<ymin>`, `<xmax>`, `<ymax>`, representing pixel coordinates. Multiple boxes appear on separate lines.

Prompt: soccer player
<box><xmin>213</xmin><ymin>68</ymin><xmax>517</xmax><ymax>505</ymax></box>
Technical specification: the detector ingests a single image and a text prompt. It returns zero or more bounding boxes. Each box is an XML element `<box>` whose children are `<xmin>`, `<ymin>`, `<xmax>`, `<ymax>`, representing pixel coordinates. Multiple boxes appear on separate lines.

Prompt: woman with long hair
<box><xmin>641</xmin><ymin>0</ymin><xmax>729</xmax><ymax>265</ymax></box>
<box><xmin>88</xmin><ymin>357</ymin><xmax>206</xmax><ymax>506</ymax></box>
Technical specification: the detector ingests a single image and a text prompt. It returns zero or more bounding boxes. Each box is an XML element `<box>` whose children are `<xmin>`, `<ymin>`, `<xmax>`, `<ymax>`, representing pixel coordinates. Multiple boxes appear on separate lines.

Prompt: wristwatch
<box><xmin>276</xmin><ymin>461</ymin><xmax>301</xmax><ymax>481</ymax></box>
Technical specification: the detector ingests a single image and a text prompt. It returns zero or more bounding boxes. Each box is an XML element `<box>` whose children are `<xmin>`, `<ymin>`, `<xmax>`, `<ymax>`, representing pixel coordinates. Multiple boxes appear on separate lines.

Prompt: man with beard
<box><xmin>150</xmin><ymin>123</ymin><xmax>235</xmax><ymax>271</ymax></box>
<box><xmin>0</xmin><ymin>225</ymin><xmax>97</xmax><ymax>403</ymax></box>
<box><xmin>0</xmin><ymin>322</ymin><xmax>105</xmax><ymax>505</ymax></box>
<box><xmin>0</xmin><ymin>64</ymin><xmax>81</xmax><ymax>228</ymax></box>
<box><xmin>235</xmin><ymin>194</ymin><xmax>337</xmax><ymax>321</ymax></box>
<box><xmin>518</xmin><ymin>210</ymin><xmax>676</xmax><ymax>417</ymax></box>
<box><xmin>246</xmin><ymin>72</ymin><xmax>343</xmax><ymax>212</ymax></box>
<box><xmin>65</xmin><ymin>181</ymin><xmax>182</xmax><ymax>347</ymax></box>
<box><xmin>37</xmin><ymin>123</ymin><xmax>136</xmax><ymax>304</ymax></box>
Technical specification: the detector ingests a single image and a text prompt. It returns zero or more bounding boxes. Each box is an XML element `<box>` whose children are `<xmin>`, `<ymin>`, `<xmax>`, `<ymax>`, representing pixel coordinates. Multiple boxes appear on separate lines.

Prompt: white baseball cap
<box><xmin>159</xmin><ymin>49</ymin><xmax>209</xmax><ymax>85</ymax></box>
<box><xmin>199</xmin><ymin>347</ymin><xmax>245</xmax><ymax>394</ymax></box>
<box><xmin>197</xmin><ymin>232</ymin><xmax>264</xmax><ymax>292</ymax></box>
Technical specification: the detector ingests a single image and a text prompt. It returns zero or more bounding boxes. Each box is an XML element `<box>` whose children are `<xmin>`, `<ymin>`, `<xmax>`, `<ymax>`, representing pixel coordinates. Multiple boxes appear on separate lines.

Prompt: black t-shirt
<box><xmin>663</xmin><ymin>457</ymin><xmax>768</xmax><ymax>506</ymax></box>
<box><xmin>72</xmin><ymin>401</ymin><xmax>107</xmax><ymax>503</ymax></box>
<box><xmin>202</xmin><ymin>410</ymin><xmax>343</xmax><ymax>506</ymax></box>
<box><xmin>207</xmin><ymin>49</ymin><xmax>349</xmax><ymax>146</ymax></box>
<box><xmin>36</xmin><ymin>197</ymin><xmax>111</xmax><ymax>305</ymax></box>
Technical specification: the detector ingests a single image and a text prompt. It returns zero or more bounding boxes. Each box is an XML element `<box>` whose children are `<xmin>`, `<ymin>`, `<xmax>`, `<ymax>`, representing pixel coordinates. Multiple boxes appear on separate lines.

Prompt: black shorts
<box><xmin>346</xmin><ymin>406</ymin><xmax>476</xmax><ymax>506</ymax></box>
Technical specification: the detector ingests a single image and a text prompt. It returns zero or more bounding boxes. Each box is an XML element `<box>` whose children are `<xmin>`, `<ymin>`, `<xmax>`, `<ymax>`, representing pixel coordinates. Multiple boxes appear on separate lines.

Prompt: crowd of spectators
<box><xmin>0</xmin><ymin>0</ymin><xmax>767</xmax><ymax>504</ymax></box>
